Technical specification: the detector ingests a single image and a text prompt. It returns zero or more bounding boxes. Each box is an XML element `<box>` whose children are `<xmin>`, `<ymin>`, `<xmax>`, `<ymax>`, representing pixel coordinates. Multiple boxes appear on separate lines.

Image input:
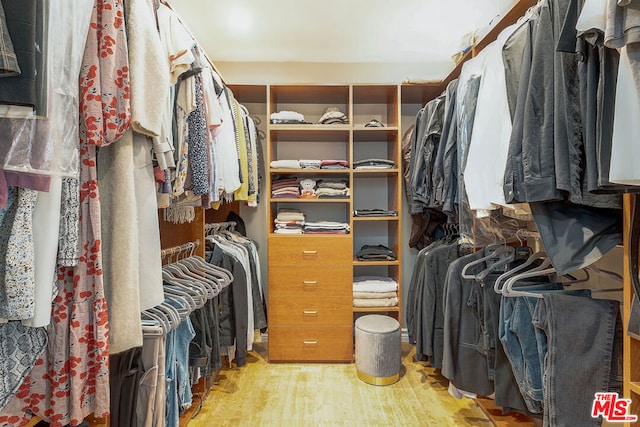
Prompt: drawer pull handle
<box><xmin>303</xmin><ymin>310</ymin><xmax>318</xmax><ymax>315</ymax></box>
<box><xmin>303</xmin><ymin>340</ymin><xmax>318</xmax><ymax>345</ymax></box>
<box><xmin>302</xmin><ymin>250</ymin><xmax>318</xmax><ymax>255</ymax></box>
<box><xmin>303</xmin><ymin>280</ymin><xmax>318</xmax><ymax>286</ymax></box>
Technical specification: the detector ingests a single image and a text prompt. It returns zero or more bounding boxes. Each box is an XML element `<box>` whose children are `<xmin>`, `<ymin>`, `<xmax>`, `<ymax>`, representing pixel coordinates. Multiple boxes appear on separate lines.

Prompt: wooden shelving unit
<box><xmin>265</xmin><ymin>83</ymin><xmax>404</xmax><ymax>361</ymax></box>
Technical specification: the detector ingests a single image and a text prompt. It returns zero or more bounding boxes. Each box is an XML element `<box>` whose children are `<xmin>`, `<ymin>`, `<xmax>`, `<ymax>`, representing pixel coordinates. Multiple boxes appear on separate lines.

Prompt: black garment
<box><xmin>419</xmin><ymin>241</ymin><xmax>459</xmax><ymax>369</ymax></box>
<box><xmin>440</xmin><ymin>86</ymin><xmax>459</xmax><ymax>216</ymax></box>
<box><xmin>240</xmin><ymin>239</ymin><xmax>267</xmax><ymax>331</ymax></box>
<box><xmin>353</xmin><ymin>158</ymin><xmax>396</xmax><ymax>169</ymax></box>
<box><xmin>355</xmin><ymin>244</ymin><xmax>397</xmax><ymax>261</ymax></box>
<box><xmin>406</xmin><ymin>239</ymin><xmax>444</xmax><ymax>347</ymax></box>
<box><xmin>556</xmin><ymin>0</ymin><xmax>629</xmax><ymax>203</ymax></box>
<box><xmin>409</xmin><ymin>96</ymin><xmax>445</xmax><ymax>213</ymax></box>
<box><xmin>0</xmin><ymin>0</ymin><xmax>20</xmax><ymax>76</ymax></box>
<box><xmin>208</xmin><ymin>246</ymin><xmax>249</xmax><ymax>367</ymax></box>
<box><xmin>0</xmin><ymin>0</ymin><xmax>40</xmax><ymax>109</ymax></box>
<box><xmin>442</xmin><ymin>251</ymin><xmax>494</xmax><ymax>396</ymax></box>
<box><xmin>226</xmin><ymin>210</ymin><xmax>247</xmax><ymax>237</ymax></box>
<box><xmin>353</xmin><ymin>208</ymin><xmax>398</xmax><ymax>217</ymax></box>
<box><xmin>503</xmin><ymin>19</ymin><xmax>529</xmax><ymax>122</ymax></box>
<box><xmin>110</xmin><ymin>346</ymin><xmax>143</xmax><ymax>427</ymax></box>
<box><xmin>504</xmin><ymin>12</ymin><xmax>538</xmax><ymax>204</ymax></box>
<box><xmin>401</xmin><ymin>124</ymin><xmax>415</xmax><ymax>204</ymax></box>
<box><xmin>456</xmin><ymin>74</ymin><xmax>481</xmax><ymax>240</ymax></box>
<box><xmin>433</xmin><ymin>79</ymin><xmax>458</xmax><ymax>211</ymax></box>
<box><xmin>530</xmin><ymin>201</ymin><xmax>622</xmax><ymax>275</ymax></box>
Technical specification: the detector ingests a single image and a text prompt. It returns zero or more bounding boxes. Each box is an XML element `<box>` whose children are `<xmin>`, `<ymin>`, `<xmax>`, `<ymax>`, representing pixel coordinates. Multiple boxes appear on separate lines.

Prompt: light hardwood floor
<box><xmin>187</xmin><ymin>342</ymin><xmax>493</xmax><ymax>427</ymax></box>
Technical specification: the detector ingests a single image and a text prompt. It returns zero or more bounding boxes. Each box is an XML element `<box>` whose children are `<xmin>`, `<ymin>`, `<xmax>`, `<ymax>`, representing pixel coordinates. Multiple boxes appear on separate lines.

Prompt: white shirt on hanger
<box><xmin>609</xmin><ymin>45</ymin><xmax>640</xmax><ymax>185</ymax></box>
<box><xmin>463</xmin><ymin>22</ymin><xmax>522</xmax><ymax>215</ymax></box>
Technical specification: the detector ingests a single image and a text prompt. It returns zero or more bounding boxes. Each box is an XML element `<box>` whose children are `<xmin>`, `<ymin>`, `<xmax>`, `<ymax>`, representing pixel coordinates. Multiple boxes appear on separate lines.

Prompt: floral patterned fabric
<box><xmin>0</xmin><ymin>0</ymin><xmax>130</xmax><ymax>425</ymax></box>
<box><xmin>57</xmin><ymin>178</ymin><xmax>80</xmax><ymax>267</ymax></box>
<box><xmin>0</xmin><ymin>187</ymin><xmax>37</xmax><ymax>321</ymax></box>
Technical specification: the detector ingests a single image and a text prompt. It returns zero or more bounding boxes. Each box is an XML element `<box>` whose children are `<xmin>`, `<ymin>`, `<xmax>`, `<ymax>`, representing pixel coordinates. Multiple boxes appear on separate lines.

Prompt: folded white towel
<box><xmin>353</xmin><ymin>291</ymin><xmax>397</xmax><ymax>299</ymax></box>
<box><xmin>270</xmin><ymin>159</ymin><xmax>301</xmax><ymax>169</ymax></box>
<box><xmin>353</xmin><ymin>297</ymin><xmax>398</xmax><ymax>307</ymax></box>
<box><xmin>352</xmin><ymin>282</ymin><xmax>398</xmax><ymax>293</ymax></box>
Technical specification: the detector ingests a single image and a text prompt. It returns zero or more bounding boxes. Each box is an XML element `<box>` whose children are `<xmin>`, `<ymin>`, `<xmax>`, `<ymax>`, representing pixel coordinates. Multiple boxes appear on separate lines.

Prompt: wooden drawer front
<box><xmin>268</xmin><ymin>326</ymin><xmax>353</xmax><ymax>362</ymax></box>
<box><xmin>268</xmin><ymin>236</ymin><xmax>352</xmax><ymax>266</ymax></box>
<box><xmin>269</xmin><ymin>296</ymin><xmax>352</xmax><ymax>326</ymax></box>
<box><xmin>268</xmin><ymin>266</ymin><xmax>351</xmax><ymax>297</ymax></box>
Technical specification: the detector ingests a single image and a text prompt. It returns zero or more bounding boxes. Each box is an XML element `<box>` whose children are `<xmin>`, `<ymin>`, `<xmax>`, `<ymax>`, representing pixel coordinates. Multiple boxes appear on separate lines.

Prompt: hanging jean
<box><xmin>164</xmin><ymin>329</ymin><xmax>178</xmax><ymax>427</ymax></box>
<box><xmin>175</xmin><ymin>316</ymin><xmax>195</xmax><ymax>413</ymax></box>
<box><xmin>532</xmin><ymin>293</ymin><xmax>619</xmax><ymax>427</ymax></box>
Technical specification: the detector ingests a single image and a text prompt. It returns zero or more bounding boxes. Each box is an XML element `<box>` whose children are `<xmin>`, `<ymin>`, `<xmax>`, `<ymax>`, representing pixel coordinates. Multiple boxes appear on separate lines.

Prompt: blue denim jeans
<box><xmin>499</xmin><ymin>283</ymin><xmax>580</xmax><ymax>413</ymax></box>
<box><xmin>499</xmin><ymin>292</ymin><xmax>545</xmax><ymax>414</ymax></box>
<box><xmin>533</xmin><ymin>293</ymin><xmax>619</xmax><ymax>427</ymax></box>
<box><xmin>164</xmin><ymin>329</ymin><xmax>178</xmax><ymax>427</ymax></box>
<box><xmin>175</xmin><ymin>316</ymin><xmax>196</xmax><ymax>412</ymax></box>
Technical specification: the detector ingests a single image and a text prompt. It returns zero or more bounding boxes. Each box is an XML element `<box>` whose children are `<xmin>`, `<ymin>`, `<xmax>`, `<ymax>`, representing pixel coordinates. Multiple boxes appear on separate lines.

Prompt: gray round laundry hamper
<box><xmin>355</xmin><ymin>314</ymin><xmax>401</xmax><ymax>385</ymax></box>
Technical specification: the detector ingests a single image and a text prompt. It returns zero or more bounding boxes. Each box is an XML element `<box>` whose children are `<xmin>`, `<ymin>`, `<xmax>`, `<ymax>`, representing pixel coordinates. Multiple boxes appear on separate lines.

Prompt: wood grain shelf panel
<box><xmin>269</xmin><ymin>197</ymin><xmax>350</xmax><ymax>203</ymax></box>
<box><xmin>353</xmin><ymin>306</ymin><xmax>400</xmax><ymax>313</ymax></box>
<box><xmin>270</xmin><ymin>169</ymin><xmax>350</xmax><ymax>174</ymax></box>
<box><xmin>629</xmin><ymin>382</ymin><xmax>640</xmax><ymax>396</ymax></box>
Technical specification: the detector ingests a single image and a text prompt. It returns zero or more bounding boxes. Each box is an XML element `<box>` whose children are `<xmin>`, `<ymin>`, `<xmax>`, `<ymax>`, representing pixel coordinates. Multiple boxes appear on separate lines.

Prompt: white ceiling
<box><xmin>170</xmin><ymin>0</ymin><xmax>517</xmax><ymax>70</ymax></box>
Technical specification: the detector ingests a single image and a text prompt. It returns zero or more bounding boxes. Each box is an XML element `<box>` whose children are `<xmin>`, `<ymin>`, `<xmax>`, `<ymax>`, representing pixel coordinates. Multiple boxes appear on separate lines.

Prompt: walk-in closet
<box><xmin>0</xmin><ymin>0</ymin><xmax>638</xmax><ymax>426</ymax></box>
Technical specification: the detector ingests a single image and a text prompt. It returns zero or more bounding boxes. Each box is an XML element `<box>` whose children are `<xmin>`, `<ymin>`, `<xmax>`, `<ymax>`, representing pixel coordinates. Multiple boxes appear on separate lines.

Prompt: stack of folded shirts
<box><xmin>355</xmin><ymin>244</ymin><xmax>397</xmax><ymax>261</ymax></box>
<box><xmin>318</xmin><ymin>107</ymin><xmax>348</xmax><ymax>124</ymax></box>
<box><xmin>271</xmin><ymin>177</ymin><xmax>300</xmax><ymax>198</ymax></box>
<box><xmin>274</xmin><ymin>208</ymin><xmax>305</xmax><ymax>234</ymax></box>
<box><xmin>320</xmin><ymin>160</ymin><xmax>349</xmax><ymax>169</ymax></box>
<box><xmin>270</xmin><ymin>159</ymin><xmax>301</xmax><ymax>169</ymax></box>
<box><xmin>353</xmin><ymin>208</ymin><xmax>398</xmax><ymax>217</ymax></box>
<box><xmin>316</xmin><ymin>179</ymin><xmax>350</xmax><ymax>198</ymax></box>
<box><xmin>352</xmin><ymin>276</ymin><xmax>398</xmax><ymax>307</ymax></box>
<box><xmin>299</xmin><ymin>159</ymin><xmax>322</xmax><ymax>169</ymax></box>
<box><xmin>303</xmin><ymin>221</ymin><xmax>350</xmax><ymax>234</ymax></box>
<box><xmin>353</xmin><ymin>158</ymin><xmax>396</xmax><ymax>169</ymax></box>
<box><xmin>270</xmin><ymin>110</ymin><xmax>311</xmax><ymax>124</ymax></box>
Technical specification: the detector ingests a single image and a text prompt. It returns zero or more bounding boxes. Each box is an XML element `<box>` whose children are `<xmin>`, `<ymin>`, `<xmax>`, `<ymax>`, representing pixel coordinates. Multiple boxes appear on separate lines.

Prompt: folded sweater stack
<box><xmin>274</xmin><ymin>208</ymin><xmax>305</xmax><ymax>234</ymax></box>
<box><xmin>352</xmin><ymin>276</ymin><xmax>398</xmax><ymax>307</ymax></box>
<box><xmin>271</xmin><ymin>176</ymin><xmax>300</xmax><ymax>198</ymax></box>
<box><xmin>304</xmin><ymin>221</ymin><xmax>350</xmax><ymax>234</ymax></box>
<box><xmin>316</xmin><ymin>179</ymin><xmax>349</xmax><ymax>198</ymax></box>
<box><xmin>355</xmin><ymin>244</ymin><xmax>397</xmax><ymax>261</ymax></box>
<box><xmin>299</xmin><ymin>159</ymin><xmax>322</xmax><ymax>169</ymax></box>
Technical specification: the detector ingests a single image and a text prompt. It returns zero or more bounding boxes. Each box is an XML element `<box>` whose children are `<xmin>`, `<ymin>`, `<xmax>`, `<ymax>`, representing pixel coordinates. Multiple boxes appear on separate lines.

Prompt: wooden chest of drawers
<box><xmin>268</xmin><ymin>235</ymin><xmax>353</xmax><ymax>362</ymax></box>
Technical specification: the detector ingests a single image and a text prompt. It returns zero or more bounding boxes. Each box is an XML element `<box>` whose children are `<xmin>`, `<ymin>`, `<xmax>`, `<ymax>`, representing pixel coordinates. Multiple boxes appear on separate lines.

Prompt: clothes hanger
<box><xmin>179</xmin><ymin>241</ymin><xmax>233</xmax><ymax>290</ymax></box>
<box><xmin>494</xmin><ymin>251</ymin><xmax>551</xmax><ymax>294</ymax></box>
<box><xmin>145</xmin><ymin>305</ymin><xmax>180</xmax><ymax>331</ymax></box>
<box><xmin>142</xmin><ymin>309</ymin><xmax>170</xmax><ymax>334</ymax></box>
<box><xmin>163</xmin><ymin>283</ymin><xmax>201</xmax><ymax>312</ymax></box>
<box><xmin>585</xmin><ymin>264</ymin><xmax>623</xmax><ymax>283</ymax></box>
<box><xmin>502</xmin><ymin>266</ymin><xmax>558</xmax><ymax>298</ymax></box>
<box><xmin>163</xmin><ymin>294</ymin><xmax>190</xmax><ymax>322</ymax></box>
<box><xmin>163</xmin><ymin>262</ymin><xmax>211</xmax><ymax>302</ymax></box>
<box><xmin>460</xmin><ymin>244</ymin><xmax>515</xmax><ymax>280</ymax></box>
<box><xmin>171</xmin><ymin>259</ymin><xmax>218</xmax><ymax>298</ymax></box>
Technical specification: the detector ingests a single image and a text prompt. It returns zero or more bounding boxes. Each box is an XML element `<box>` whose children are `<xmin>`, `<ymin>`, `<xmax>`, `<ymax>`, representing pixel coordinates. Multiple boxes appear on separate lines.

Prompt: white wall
<box><xmin>216</xmin><ymin>61</ymin><xmax>450</xmax><ymax>85</ymax></box>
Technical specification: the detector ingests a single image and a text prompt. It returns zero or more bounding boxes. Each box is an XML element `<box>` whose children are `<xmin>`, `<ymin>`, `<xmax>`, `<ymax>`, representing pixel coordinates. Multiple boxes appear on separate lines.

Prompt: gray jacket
<box><xmin>442</xmin><ymin>251</ymin><xmax>494</xmax><ymax>396</ymax></box>
<box><xmin>409</xmin><ymin>96</ymin><xmax>444</xmax><ymax>213</ymax></box>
